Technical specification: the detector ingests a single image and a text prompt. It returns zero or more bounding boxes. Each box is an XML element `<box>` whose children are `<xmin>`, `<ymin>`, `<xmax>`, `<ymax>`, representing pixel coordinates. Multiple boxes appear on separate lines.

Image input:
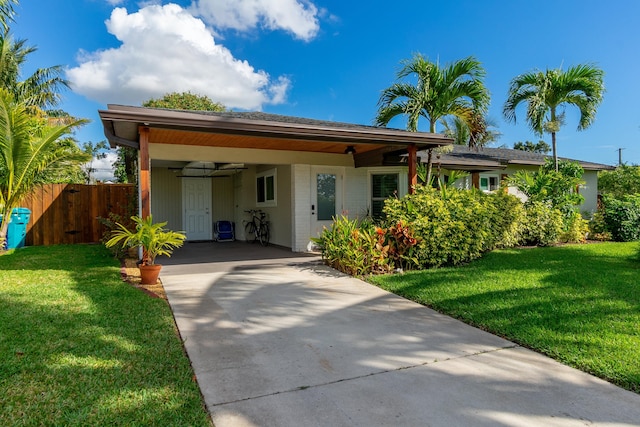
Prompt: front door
<box><xmin>311</xmin><ymin>168</ymin><xmax>342</xmax><ymax>237</ymax></box>
<box><xmin>182</xmin><ymin>178</ymin><xmax>212</xmax><ymax>240</ymax></box>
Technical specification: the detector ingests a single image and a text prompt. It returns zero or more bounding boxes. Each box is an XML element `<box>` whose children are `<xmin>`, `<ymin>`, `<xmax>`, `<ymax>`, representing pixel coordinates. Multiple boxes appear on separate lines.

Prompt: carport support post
<box><xmin>139</xmin><ymin>126</ymin><xmax>151</xmax><ymax>219</ymax></box>
<box><xmin>407</xmin><ymin>144</ymin><xmax>417</xmax><ymax>194</ymax></box>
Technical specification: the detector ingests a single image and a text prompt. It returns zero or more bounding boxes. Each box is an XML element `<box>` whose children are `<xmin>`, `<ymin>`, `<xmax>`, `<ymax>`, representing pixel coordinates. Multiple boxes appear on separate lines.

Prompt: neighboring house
<box><xmin>99</xmin><ymin>105</ymin><xmax>613</xmax><ymax>252</ymax></box>
<box><xmin>431</xmin><ymin>146</ymin><xmax>614</xmax><ymax>214</ymax></box>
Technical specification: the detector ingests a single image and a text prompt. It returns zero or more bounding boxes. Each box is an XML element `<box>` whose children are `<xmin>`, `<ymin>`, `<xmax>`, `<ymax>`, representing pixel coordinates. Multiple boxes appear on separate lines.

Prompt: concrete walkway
<box><xmin>161</xmin><ymin>242</ymin><xmax>640</xmax><ymax>426</ymax></box>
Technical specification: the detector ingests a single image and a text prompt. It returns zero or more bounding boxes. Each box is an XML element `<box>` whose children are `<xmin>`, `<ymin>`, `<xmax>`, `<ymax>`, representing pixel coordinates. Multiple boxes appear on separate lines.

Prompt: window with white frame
<box><xmin>256</xmin><ymin>169</ymin><xmax>277</xmax><ymax>206</ymax></box>
<box><xmin>371</xmin><ymin>173</ymin><xmax>399</xmax><ymax>218</ymax></box>
<box><xmin>479</xmin><ymin>174</ymin><xmax>500</xmax><ymax>192</ymax></box>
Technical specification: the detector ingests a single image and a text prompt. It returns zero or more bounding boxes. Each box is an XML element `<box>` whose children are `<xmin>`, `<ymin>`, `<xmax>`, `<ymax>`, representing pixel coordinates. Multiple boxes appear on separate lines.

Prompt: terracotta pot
<box><xmin>139</xmin><ymin>264</ymin><xmax>162</xmax><ymax>285</ymax></box>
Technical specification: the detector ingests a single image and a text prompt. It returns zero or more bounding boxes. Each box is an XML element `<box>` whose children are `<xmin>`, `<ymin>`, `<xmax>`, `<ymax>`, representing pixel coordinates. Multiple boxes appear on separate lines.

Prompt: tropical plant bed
<box><xmin>120</xmin><ymin>257</ymin><xmax>167</xmax><ymax>300</ymax></box>
<box><xmin>368</xmin><ymin>242</ymin><xmax>640</xmax><ymax>393</ymax></box>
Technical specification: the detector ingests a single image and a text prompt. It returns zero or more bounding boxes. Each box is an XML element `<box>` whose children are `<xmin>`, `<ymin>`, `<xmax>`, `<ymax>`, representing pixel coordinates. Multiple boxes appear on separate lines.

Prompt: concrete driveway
<box><xmin>161</xmin><ymin>242</ymin><xmax>640</xmax><ymax>426</ymax></box>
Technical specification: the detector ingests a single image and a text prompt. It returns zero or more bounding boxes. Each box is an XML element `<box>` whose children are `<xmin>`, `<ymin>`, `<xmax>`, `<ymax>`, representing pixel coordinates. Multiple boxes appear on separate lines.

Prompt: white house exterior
<box><xmin>100</xmin><ymin>106</ymin><xmax>613</xmax><ymax>252</ymax></box>
<box><xmin>434</xmin><ymin>146</ymin><xmax>613</xmax><ymax>214</ymax></box>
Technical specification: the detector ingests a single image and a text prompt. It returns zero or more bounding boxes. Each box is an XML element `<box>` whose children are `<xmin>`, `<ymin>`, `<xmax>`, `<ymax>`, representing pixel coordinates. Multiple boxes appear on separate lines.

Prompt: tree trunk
<box><xmin>425</xmin><ymin>119</ymin><xmax>437</xmax><ymax>185</ymax></box>
<box><xmin>550</xmin><ymin>108</ymin><xmax>558</xmax><ymax>172</ymax></box>
<box><xmin>425</xmin><ymin>149</ymin><xmax>434</xmax><ymax>185</ymax></box>
<box><xmin>0</xmin><ymin>207</ymin><xmax>10</xmax><ymax>250</ymax></box>
<box><xmin>552</xmin><ymin>131</ymin><xmax>558</xmax><ymax>171</ymax></box>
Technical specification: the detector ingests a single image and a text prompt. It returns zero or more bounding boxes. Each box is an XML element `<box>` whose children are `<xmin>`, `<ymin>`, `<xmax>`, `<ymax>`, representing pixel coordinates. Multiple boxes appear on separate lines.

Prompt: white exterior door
<box><xmin>182</xmin><ymin>178</ymin><xmax>212</xmax><ymax>240</ymax></box>
<box><xmin>310</xmin><ymin>168</ymin><xmax>342</xmax><ymax>238</ymax></box>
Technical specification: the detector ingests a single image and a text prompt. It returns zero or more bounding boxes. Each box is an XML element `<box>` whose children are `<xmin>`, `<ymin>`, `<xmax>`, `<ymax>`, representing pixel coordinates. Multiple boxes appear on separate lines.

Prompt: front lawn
<box><xmin>369</xmin><ymin>242</ymin><xmax>640</xmax><ymax>393</ymax></box>
<box><xmin>0</xmin><ymin>245</ymin><xmax>211</xmax><ymax>426</ymax></box>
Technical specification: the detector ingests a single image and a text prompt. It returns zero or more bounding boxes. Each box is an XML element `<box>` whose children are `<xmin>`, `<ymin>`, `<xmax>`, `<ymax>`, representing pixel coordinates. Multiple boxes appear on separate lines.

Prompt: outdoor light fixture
<box><xmin>344</xmin><ymin>145</ymin><xmax>356</xmax><ymax>155</ymax></box>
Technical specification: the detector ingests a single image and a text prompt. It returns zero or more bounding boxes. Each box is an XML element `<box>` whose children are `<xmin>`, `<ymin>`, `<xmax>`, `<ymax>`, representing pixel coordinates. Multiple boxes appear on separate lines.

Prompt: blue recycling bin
<box><xmin>5</xmin><ymin>207</ymin><xmax>31</xmax><ymax>249</ymax></box>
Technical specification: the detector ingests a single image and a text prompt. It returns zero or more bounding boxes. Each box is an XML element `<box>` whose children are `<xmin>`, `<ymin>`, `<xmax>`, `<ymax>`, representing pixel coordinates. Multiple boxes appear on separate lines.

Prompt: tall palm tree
<box><xmin>376</xmin><ymin>54</ymin><xmax>490</xmax><ymax>183</ymax></box>
<box><xmin>0</xmin><ymin>32</ymin><xmax>69</xmax><ymax>110</ymax></box>
<box><xmin>0</xmin><ymin>89</ymin><xmax>86</xmax><ymax>248</ymax></box>
<box><xmin>503</xmin><ymin>64</ymin><xmax>604</xmax><ymax>171</ymax></box>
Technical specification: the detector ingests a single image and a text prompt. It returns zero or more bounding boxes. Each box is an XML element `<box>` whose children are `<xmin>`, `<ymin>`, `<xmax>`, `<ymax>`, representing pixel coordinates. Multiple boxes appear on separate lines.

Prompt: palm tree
<box><xmin>0</xmin><ymin>0</ymin><xmax>17</xmax><ymax>32</ymax></box>
<box><xmin>0</xmin><ymin>89</ymin><xmax>87</xmax><ymax>248</ymax></box>
<box><xmin>503</xmin><ymin>64</ymin><xmax>604</xmax><ymax>171</ymax></box>
<box><xmin>0</xmin><ymin>32</ymin><xmax>69</xmax><ymax>110</ymax></box>
<box><xmin>376</xmin><ymin>54</ymin><xmax>490</xmax><ymax>183</ymax></box>
<box><xmin>440</xmin><ymin>110</ymin><xmax>500</xmax><ymax>150</ymax></box>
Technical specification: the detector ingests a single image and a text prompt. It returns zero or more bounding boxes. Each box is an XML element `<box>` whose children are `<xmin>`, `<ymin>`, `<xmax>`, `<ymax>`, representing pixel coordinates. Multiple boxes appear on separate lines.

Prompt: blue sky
<box><xmin>12</xmin><ymin>0</ymin><xmax>640</xmax><ymax>178</ymax></box>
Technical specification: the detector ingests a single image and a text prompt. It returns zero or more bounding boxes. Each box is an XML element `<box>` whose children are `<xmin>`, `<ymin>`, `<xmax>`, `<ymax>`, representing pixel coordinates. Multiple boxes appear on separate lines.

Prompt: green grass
<box><xmin>369</xmin><ymin>242</ymin><xmax>640</xmax><ymax>393</ymax></box>
<box><xmin>0</xmin><ymin>245</ymin><xmax>211</xmax><ymax>426</ymax></box>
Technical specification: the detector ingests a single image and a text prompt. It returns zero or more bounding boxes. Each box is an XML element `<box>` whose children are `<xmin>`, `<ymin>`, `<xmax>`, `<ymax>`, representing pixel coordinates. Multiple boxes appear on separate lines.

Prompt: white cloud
<box><xmin>190</xmin><ymin>0</ymin><xmax>319</xmax><ymax>41</ymax></box>
<box><xmin>67</xmin><ymin>4</ymin><xmax>289</xmax><ymax>109</ymax></box>
<box><xmin>84</xmin><ymin>151</ymin><xmax>118</xmax><ymax>183</ymax></box>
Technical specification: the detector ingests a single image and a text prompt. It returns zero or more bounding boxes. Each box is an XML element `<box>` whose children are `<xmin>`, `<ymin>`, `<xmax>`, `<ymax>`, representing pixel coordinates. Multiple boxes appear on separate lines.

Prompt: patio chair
<box><xmin>214</xmin><ymin>220</ymin><xmax>235</xmax><ymax>242</ymax></box>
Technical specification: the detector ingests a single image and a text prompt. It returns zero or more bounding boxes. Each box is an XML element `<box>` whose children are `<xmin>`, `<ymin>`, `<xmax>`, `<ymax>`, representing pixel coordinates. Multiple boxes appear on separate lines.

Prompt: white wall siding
<box><xmin>258</xmin><ymin>165</ymin><xmax>292</xmax><ymax>248</ymax></box>
<box><xmin>580</xmin><ymin>171</ymin><xmax>599</xmax><ymax>214</ymax></box>
<box><xmin>343</xmin><ymin>167</ymin><xmax>369</xmax><ymax>219</ymax></box>
<box><xmin>151</xmin><ymin>167</ymin><xmax>182</xmax><ymax>231</ymax></box>
<box><xmin>212</xmin><ymin>177</ymin><xmax>234</xmax><ymax>223</ymax></box>
<box><xmin>292</xmin><ymin>164</ymin><xmax>311</xmax><ymax>252</ymax></box>
<box><xmin>234</xmin><ymin>165</ymin><xmax>292</xmax><ymax>248</ymax></box>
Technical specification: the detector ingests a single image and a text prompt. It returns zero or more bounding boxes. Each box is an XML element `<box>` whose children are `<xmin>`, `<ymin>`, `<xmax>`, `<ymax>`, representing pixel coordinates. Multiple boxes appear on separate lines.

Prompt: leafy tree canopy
<box><xmin>598</xmin><ymin>165</ymin><xmax>640</xmax><ymax>198</ymax></box>
<box><xmin>143</xmin><ymin>91</ymin><xmax>227</xmax><ymax>112</ymax></box>
<box><xmin>513</xmin><ymin>140</ymin><xmax>551</xmax><ymax>154</ymax></box>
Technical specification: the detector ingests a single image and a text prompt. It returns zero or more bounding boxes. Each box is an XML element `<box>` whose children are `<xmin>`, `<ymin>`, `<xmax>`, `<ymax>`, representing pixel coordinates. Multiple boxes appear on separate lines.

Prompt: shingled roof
<box><xmin>186</xmin><ymin>110</ymin><xmax>386</xmax><ymax>131</ymax></box>
<box><xmin>424</xmin><ymin>145</ymin><xmax>614</xmax><ymax>172</ymax></box>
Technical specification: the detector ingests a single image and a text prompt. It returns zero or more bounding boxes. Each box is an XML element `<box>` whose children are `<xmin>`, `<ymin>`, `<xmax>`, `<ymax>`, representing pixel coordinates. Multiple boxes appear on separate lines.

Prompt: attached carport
<box><xmin>99</xmin><ymin>105</ymin><xmax>452</xmax><ymax>249</ymax></box>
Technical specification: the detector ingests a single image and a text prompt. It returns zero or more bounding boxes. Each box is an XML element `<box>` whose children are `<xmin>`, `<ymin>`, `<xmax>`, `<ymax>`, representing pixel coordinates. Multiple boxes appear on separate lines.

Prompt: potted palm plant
<box><xmin>105</xmin><ymin>215</ymin><xmax>186</xmax><ymax>284</ymax></box>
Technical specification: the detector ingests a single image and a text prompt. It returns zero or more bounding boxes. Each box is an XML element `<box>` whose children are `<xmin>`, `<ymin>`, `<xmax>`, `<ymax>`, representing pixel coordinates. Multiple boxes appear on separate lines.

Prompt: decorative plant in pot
<box><xmin>105</xmin><ymin>215</ymin><xmax>187</xmax><ymax>285</ymax></box>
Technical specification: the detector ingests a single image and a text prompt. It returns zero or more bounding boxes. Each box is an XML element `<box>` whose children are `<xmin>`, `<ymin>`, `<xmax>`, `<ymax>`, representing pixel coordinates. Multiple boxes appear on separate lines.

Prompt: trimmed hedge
<box><xmin>601</xmin><ymin>195</ymin><xmax>640</xmax><ymax>242</ymax></box>
<box><xmin>383</xmin><ymin>186</ymin><xmax>524</xmax><ymax>268</ymax></box>
<box><xmin>519</xmin><ymin>201</ymin><xmax>564</xmax><ymax>246</ymax></box>
<box><xmin>315</xmin><ymin>186</ymin><xmax>577</xmax><ymax>275</ymax></box>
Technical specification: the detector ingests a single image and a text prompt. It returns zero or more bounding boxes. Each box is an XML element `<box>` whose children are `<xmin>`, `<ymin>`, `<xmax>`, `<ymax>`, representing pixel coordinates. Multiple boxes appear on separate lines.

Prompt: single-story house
<box><xmin>432</xmin><ymin>145</ymin><xmax>615</xmax><ymax>214</ymax></box>
<box><xmin>99</xmin><ymin>105</ymin><xmax>614</xmax><ymax>252</ymax></box>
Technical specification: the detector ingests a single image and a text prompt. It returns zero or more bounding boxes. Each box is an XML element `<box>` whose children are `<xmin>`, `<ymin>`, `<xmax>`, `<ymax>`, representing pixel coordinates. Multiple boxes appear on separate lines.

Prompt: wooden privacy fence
<box><xmin>21</xmin><ymin>183</ymin><xmax>136</xmax><ymax>246</ymax></box>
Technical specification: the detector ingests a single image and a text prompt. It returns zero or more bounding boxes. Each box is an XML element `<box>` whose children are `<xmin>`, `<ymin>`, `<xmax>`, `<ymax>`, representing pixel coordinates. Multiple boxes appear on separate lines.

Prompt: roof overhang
<box><xmin>99</xmin><ymin>105</ymin><xmax>453</xmax><ymax>166</ymax></box>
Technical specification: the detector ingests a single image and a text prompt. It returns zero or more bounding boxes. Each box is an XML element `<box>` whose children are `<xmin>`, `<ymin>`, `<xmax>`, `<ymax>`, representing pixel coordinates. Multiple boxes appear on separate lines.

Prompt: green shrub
<box><xmin>97</xmin><ymin>212</ymin><xmax>137</xmax><ymax>258</ymax></box>
<box><xmin>313</xmin><ymin>216</ymin><xmax>394</xmax><ymax>276</ymax></box>
<box><xmin>383</xmin><ymin>186</ymin><xmax>523</xmax><ymax>268</ymax></box>
<box><xmin>519</xmin><ymin>202</ymin><xmax>564</xmax><ymax>246</ymax></box>
<box><xmin>484</xmin><ymin>190</ymin><xmax>526</xmax><ymax>249</ymax></box>
<box><xmin>599</xmin><ymin>165</ymin><xmax>640</xmax><ymax>198</ymax></box>
<box><xmin>602</xmin><ymin>195</ymin><xmax>640</xmax><ymax>242</ymax></box>
<box><xmin>560</xmin><ymin>211</ymin><xmax>589</xmax><ymax>243</ymax></box>
<box><xmin>588</xmin><ymin>209</ymin><xmax>611</xmax><ymax>241</ymax></box>
<box><xmin>508</xmin><ymin>159</ymin><xmax>585</xmax><ymax>218</ymax></box>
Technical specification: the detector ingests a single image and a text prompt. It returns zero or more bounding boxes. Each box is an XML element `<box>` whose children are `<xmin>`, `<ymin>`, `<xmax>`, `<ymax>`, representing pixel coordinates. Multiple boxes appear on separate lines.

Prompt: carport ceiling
<box><xmin>99</xmin><ymin>104</ymin><xmax>452</xmax><ymax>157</ymax></box>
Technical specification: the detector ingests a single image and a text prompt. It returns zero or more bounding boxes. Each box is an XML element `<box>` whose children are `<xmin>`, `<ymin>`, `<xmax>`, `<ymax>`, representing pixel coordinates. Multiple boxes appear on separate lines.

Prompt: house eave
<box><xmin>99</xmin><ymin>105</ymin><xmax>453</xmax><ymax>152</ymax></box>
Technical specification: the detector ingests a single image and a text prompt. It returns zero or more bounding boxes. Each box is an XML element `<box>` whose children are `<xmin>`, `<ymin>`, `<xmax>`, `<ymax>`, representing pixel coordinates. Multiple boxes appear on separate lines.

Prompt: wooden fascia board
<box><xmin>99</xmin><ymin>107</ymin><xmax>452</xmax><ymax>147</ymax></box>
